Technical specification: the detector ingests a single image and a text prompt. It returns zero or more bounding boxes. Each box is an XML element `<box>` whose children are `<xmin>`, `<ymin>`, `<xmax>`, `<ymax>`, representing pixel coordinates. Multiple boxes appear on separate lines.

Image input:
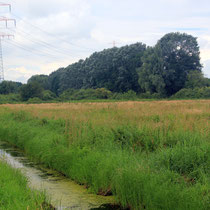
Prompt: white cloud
<box><xmin>0</xmin><ymin>0</ymin><xmax>209</xmax><ymax>82</ymax></box>
<box><xmin>198</xmin><ymin>35</ymin><xmax>210</xmax><ymax>77</ymax></box>
<box><xmin>5</xmin><ymin>67</ymin><xmax>33</xmax><ymax>82</ymax></box>
<box><xmin>200</xmin><ymin>49</ymin><xmax>210</xmax><ymax>61</ymax></box>
<box><xmin>203</xmin><ymin>60</ymin><xmax>210</xmax><ymax>78</ymax></box>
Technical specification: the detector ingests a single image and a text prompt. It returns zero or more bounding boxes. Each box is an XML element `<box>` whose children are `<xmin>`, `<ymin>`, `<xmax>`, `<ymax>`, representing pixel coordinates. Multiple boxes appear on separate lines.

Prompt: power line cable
<box><xmin>10</xmin><ymin>27</ymin><xmax>84</xmax><ymax>55</ymax></box>
<box><xmin>9</xmin><ymin>28</ymin><xmax>75</xmax><ymax>58</ymax></box>
<box><xmin>11</xmin><ymin>12</ymin><xmax>95</xmax><ymax>52</ymax></box>
<box><xmin>4</xmin><ymin>39</ymin><xmax>64</xmax><ymax>61</ymax></box>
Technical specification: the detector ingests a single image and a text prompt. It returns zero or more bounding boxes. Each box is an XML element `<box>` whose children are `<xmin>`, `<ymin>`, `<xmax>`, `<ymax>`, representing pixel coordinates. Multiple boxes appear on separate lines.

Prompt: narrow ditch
<box><xmin>0</xmin><ymin>141</ymin><xmax>123</xmax><ymax>210</ymax></box>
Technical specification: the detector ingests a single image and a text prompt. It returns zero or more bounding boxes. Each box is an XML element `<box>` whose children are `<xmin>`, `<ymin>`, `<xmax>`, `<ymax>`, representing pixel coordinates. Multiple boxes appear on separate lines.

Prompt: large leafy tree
<box><xmin>50</xmin><ymin>43</ymin><xmax>146</xmax><ymax>94</ymax></box>
<box><xmin>0</xmin><ymin>81</ymin><xmax>22</xmax><ymax>94</ymax></box>
<box><xmin>48</xmin><ymin>68</ymin><xmax>65</xmax><ymax>95</ymax></box>
<box><xmin>28</xmin><ymin>74</ymin><xmax>50</xmax><ymax>90</ymax></box>
<box><xmin>138</xmin><ymin>47</ymin><xmax>166</xmax><ymax>95</ymax></box>
<box><xmin>19</xmin><ymin>82</ymin><xmax>43</xmax><ymax>101</ymax></box>
<box><xmin>138</xmin><ymin>32</ymin><xmax>202</xmax><ymax>96</ymax></box>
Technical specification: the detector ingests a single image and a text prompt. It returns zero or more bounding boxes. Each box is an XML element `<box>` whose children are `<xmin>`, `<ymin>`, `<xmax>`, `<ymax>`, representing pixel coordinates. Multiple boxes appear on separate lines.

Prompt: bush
<box><xmin>42</xmin><ymin>90</ymin><xmax>56</xmax><ymax>101</ymax></box>
<box><xmin>138</xmin><ymin>92</ymin><xmax>164</xmax><ymax>99</ymax></box>
<box><xmin>59</xmin><ymin>88</ymin><xmax>112</xmax><ymax>100</ymax></box>
<box><xmin>171</xmin><ymin>87</ymin><xmax>210</xmax><ymax>99</ymax></box>
<box><xmin>0</xmin><ymin>94</ymin><xmax>21</xmax><ymax>104</ymax></box>
<box><xmin>27</xmin><ymin>97</ymin><xmax>43</xmax><ymax>104</ymax></box>
<box><xmin>95</xmin><ymin>88</ymin><xmax>112</xmax><ymax>99</ymax></box>
<box><xmin>110</xmin><ymin>90</ymin><xmax>138</xmax><ymax>100</ymax></box>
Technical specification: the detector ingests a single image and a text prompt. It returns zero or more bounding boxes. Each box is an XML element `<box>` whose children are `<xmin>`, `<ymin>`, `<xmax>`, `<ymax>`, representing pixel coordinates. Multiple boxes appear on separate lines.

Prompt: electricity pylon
<box><xmin>0</xmin><ymin>34</ymin><xmax>14</xmax><ymax>82</ymax></box>
<box><xmin>108</xmin><ymin>41</ymin><xmax>117</xmax><ymax>47</ymax></box>
<box><xmin>108</xmin><ymin>40</ymin><xmax>121</xmax><ymax>48</ymax></box>
<box><xmin>0</xmin><ymin>3</ymin><xmax>16</xmax><ymax>82</ymax></box>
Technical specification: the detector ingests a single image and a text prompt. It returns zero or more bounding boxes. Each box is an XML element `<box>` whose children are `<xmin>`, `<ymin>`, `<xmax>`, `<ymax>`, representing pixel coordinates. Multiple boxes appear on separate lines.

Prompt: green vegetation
<box><xmin>28</xmin><ymin>74</ymin><xmax>50</xmax><ymax>90</ymax></box>
<box><xmin>19</xmin><ymin>82</ymin><xmax>44</xmax><ymax>101</ymax></box>
<box><xmin>171</xmin><ymin>87</ymin><xmax>210</xmax><ymax>99</ymax></box>
<box><xmin>60</xmin><ymin>88</ymin><xmax>112</xmax><ymax>100</ymax></box>
<box><xmin>0</xmin><ymin>81</ymin><xmax>22</xmax><ymax>95</ymax></box>
<box><xmin>0</xmin><ymin>160</ymin><xmax>50</xmax><ymax>210</ymax></box>
<box><xmin>138</xmin><ymin>33</ymin><xmax>202</xmax><ymax>96</ymax></box>
<box><xmin>48</xmin><ymin>42</ymin><xmax>146</xmax><ymax>95</ymax></box>
<box><xmin>1</xmin><ymin>32</ymin><xmax>209</xmax><ymax>104</ymax></box>
<box><xmin>0</xmin><ymin>101</ymin><xmax>209</xmax><ymax>209</ymax></box>
<box><xmin>47</xmin><ymin>32</ymin><xmax>206</xmax><ymax>97</ymax></box>
<box><xmin>47</xmin><ymin>32</ymin><xmax>204</xmax><ymax>97</ymax></box>
<box><xmin>0</xmin><ymin>94</ymin><xmax>21</xmax><ymax>104</ymax></box>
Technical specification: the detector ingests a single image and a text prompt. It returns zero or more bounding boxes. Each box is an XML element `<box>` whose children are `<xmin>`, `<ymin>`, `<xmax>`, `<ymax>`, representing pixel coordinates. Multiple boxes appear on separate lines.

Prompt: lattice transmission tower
<box><xmin>0</xmin><ymin>3</ymin><xmax>16</xmax><ymax>82</ymax></box>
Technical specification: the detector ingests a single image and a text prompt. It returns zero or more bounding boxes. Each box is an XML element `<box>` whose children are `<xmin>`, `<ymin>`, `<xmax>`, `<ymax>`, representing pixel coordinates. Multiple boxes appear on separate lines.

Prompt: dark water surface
<box><xmin>0</xmin><ymin>142</ymin><xmax>119</xmax><ymax>210</ymax></box>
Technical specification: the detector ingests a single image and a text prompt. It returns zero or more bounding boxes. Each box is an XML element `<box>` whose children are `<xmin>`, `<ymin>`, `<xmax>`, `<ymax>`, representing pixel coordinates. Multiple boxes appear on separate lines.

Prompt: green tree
<box><xmin>184</xmin><ymin>70</ymin><xmax>209</xmax><ymax>88</ymax></box>
<box><xmin>138</xmin><ymin>32</ymin><xmax>202</xmax><ymax>96</ymax></box>
<box><xmin>19</xmin><ymin>82</ymin><xmax>43</xmax><ymax>101</ymax></box>
<box><xmin>138</xmin><ymin>47</ymin><xmax>166</xmax><ymax>96</ymax></box>
<box><xmin>0</xmin><ymin>81</ymin><xmax>22</xmax><ymax>94</ymax></box>
<box><xmin>28</xmin><ymin>74</ymin><xmax>50</xmax><ymax>90</ymax></box>
<box><xmin>50</xmin><ymin>43</ymin><xmax>146</xmax><ymax>94</ymax></box>
<box><xmin>49</xmin><ymin>68</ymin><xmax>64</xmax><ymax>95</ymax></box>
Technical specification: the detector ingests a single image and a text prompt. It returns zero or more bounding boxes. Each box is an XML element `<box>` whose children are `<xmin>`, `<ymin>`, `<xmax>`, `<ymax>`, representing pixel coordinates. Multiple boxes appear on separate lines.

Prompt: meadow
<box><xmin>0</xmin><ymin>100</ymin><xmax>209</xmax><ymax>209</ymax></box>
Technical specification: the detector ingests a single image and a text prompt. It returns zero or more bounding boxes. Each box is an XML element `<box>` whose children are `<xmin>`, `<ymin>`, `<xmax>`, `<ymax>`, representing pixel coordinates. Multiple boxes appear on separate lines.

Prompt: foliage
<box><xmin>138</xmin><ymin>32</ymin><xmax>202</xmax><ymax>96</ymax></box>
<box><xmin>0</xmin><ymin>80</ymin><xmax>22</xmax><ymax>94</ymax></box>
<box><xmin>138</xmin><ymin>47</ymin><xmax>166</xmax><ymax>96</ymax></box>
<box><xmin>26</xmin><ymin>97</ymin><xmax>43</xmax><ymax>104</ymax></box>
<box><xmin>138</xmin><ymin>91</ymin><xmax>163</xmax><ymax>99</ymax></box>
<box><xmin>184</xmin><ymin>70</ymin><xmax>210</xmax><ymax>89</ymax></box>
<box><xmin>19</xmin><ymin>82</ymin><xmax>44</xmax><ymax>101</ymax></box>
<box><xmin>48</xmin><ymin>68</ymin><xmax>64</xmax><ymax>95</ymax></box>
<box><xmin>1</xmin><ymin>32</ymin><xmax>209</xmax><ymax>102</ymax></box>
<box><xmin>42</xmin><ymin>90</ymin><xmax>56</xmax><ymax>101</ymax></box>
<box><xmin>172</xmin><ymin>87</ymin><xmax>210</xmax><ymax>99</ymax></box>
<box><xmin>60</xmin><ymin>88</ymin><xmax>112</xmax><ymax>100</ymax></box>
<box><xmin>28</xmin><ymin>74</ymin><xmax>50</xmax><ymax>90</ymax></box>
<box><xmin>0</xmin><ymin>94</ymin><xmax>21</xmax><ymax>104</ymax></box>
<box><xmin>60</xmin><ymin>89</ymin><xmax>139</xmax><ymax>101</ymax></box>
<box><xmin>49</xmin><ymin>43</ymin><xmax>146</xmax><ymax>94</ymax></box>
<box><xmin>111</xmin><ymin>90</ymin><xmax>137</xmax><ymax>100</ymax></box>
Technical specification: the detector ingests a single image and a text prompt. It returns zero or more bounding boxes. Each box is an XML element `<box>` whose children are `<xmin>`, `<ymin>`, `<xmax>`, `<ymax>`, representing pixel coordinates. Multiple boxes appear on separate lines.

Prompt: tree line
<box><xmin>0</xmin><ymin>32</ymin><xmax>210</xmax><ymax>102</ymax></box>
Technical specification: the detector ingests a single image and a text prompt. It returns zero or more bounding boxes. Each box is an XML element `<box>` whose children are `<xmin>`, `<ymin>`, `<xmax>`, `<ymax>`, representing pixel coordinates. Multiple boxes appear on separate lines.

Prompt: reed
<box><xmin>0</xmin><ymin>100</ymin><xmax>209</xmax><ymax>209</ymax></box>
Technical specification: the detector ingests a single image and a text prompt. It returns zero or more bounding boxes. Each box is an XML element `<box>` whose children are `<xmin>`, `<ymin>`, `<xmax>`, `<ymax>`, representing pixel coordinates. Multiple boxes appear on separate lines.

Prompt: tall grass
<box><xmin>0</xmin><ymin>100</ymin><xmax>209</xmax><ymax>209</ymax></box>
<box><xmin>0</xmin><ymin>160</ymin><xmax>51</xmax><ymax>210</ymax></box>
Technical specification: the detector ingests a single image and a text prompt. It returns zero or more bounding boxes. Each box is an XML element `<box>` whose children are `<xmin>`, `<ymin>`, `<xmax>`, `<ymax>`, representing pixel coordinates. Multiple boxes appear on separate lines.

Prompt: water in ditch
<box><xmin>0</xmin><ymin>141</ymin><xmax>118</xmax><ymax>210</ymax></box>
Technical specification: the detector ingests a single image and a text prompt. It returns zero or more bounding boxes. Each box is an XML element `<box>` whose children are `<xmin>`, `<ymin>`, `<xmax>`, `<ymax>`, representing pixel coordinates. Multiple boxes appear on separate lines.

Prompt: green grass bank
<box><xmin>0</xmin><ymin>160</ymin><xmax>51</xmax><ymax>210</ymax></box>
<box><xmin>0</xmin><ymin>104</ymin><xmax>209</xmax><ymax>210</ymax></box>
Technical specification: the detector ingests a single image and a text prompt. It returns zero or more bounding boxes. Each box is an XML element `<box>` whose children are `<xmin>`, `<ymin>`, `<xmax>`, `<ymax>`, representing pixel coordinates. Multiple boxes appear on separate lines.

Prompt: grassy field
<box><xmin>0</xmin><ymin>160</ymin><xmax>51</xmax><ymax>210</ymax></box>
<box><xmin>0</xmin><ymin>100</ymin><xmax>209</xmax><ymax>209</ymax></box>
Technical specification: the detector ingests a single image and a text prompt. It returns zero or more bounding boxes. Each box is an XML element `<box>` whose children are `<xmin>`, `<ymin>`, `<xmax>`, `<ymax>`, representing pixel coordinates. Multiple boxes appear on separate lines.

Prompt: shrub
<box><xmin>172</xmin><ymin>87</ymin><xmax>210</xmax><ymax>99</ymax></box>
<box><xmin>60</xmin><ymin>88</ymin><xmax>112</xmax><ymax>100</ymax></box>
<box><xmin>27</xmin><ymin>97</ymin><xmax>43</xmax><ymax>104</ymax></box>
<box><xmin>0</xmin><ymin>94</ymin><xmax>21</xmax><ymax>104</ymax></box>
<box><xmin>42</xmin><ymin>90</ymin><xmax>56</xmax><ymax>101</ymax></box>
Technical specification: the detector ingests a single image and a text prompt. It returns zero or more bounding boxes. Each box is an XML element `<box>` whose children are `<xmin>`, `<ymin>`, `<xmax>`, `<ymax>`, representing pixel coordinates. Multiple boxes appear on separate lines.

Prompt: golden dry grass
<box><xmin>1</xmin><ymin>100</ymin><xmax>210</xmax><ymax>136</ymax></box>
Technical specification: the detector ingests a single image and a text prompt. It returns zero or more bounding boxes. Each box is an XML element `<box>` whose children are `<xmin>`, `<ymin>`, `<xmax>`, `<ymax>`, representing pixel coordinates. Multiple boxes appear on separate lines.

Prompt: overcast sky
<box><xmin>1</xmin><ymin>0</ymin><xmax>210</xmax><ymax>83</ymax></box>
